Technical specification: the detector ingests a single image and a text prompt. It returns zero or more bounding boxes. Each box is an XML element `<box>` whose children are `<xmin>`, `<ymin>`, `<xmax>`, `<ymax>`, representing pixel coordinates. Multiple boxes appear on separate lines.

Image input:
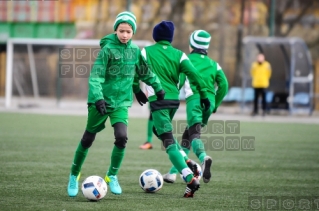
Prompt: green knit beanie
<box><xmin>113</xmin><ymin>11</ymin><xmax>137</xmax><ymax>34</ymax></box>
<box><xmin>189</xmin><ymin>30</ymin><xmax>211</xmax><ymax>50</ymax></box>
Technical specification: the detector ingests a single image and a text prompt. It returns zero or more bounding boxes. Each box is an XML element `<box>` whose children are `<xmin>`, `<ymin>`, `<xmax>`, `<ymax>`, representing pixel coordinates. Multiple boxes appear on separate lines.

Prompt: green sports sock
<box><xmin>166</xmin><ymin>144</ymin><xmax>187</xmax><ymax>172</ymax></box>
<box><xmin>147</xmin><ymin>118</ymin><xmax>154</xmax><ymax>143</ymax></box>
<box><xmin>192</xmin><ymin>139</ymin><xmax>207</xmax><ymax>163</ymax></box>
<box><xmin>198</xmin><ymin>153</ymin><xmax>207</xmax><ymax>164</ymax></box>
<box><xmin>71</xmin><ymin>142</ymin><xmax>88</xmax><ymax>176</ymax></box>
<box><xmin>175</xmin><ymin>139</ymin><xmax>190</xmax><ymax>161</ymax></box>
<box><xmin>166</xmin><ymin>144</ymin><xmax>193</xmax><ymax>183</ymax></box>
<box><xmin>182</xmin><ymin>147</ymin><xmax>190</xmax><ymax>157</ymax></box>
<box><xmin>107</xmin><ymin>145</ymin><xmax>125</xmax><ymax>176</ymax></box>
<box><xmin>169</xmin><ymin>146</ymin><xmax>191</xmax><ymax>174</ymax></box>
<box><xmin>169</xmin><ymin>165</ymin><xmax>179</xmax><ymax>174</ymax></box>
<box><xmin>185</xmin><ymin>174</ymin><xmax>194</xmax><ymax>183</ymax></box>
<box><xmin>169</xmin><ymin>148</ymin><xmax>190</xmax><ymax>174</ymax></box>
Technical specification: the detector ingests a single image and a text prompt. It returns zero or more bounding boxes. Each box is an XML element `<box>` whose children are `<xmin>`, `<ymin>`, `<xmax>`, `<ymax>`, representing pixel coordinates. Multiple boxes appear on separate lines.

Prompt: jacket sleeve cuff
<box><xmin>132</xmin><ymin>83</ymin><xmax>141</xmax><ymax>93</ymax></box>
<box><xmin>199</xmin><ymin>90</ymin><xmax>208</xmax><ymax>99</ymax></box>
<box><xmin>154</xmin><ymin>84</ymin><xmax>163</xmax><ymax>93</ymax></box>
<box><xmin>133</xmin><ymin>88</ymin><xmax>141</xmax><ymax>94</ymax></box>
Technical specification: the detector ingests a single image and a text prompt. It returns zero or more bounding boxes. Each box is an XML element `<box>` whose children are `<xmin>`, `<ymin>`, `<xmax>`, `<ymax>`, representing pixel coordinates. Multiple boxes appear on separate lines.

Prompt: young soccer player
<box><xmin>67</xmin><ymin>11</ymin><xmax>164</xmax><ymax>197</ymax></box>
<box><xmin>163</xmin><ymin>30</ymin><xmax>229</xmax><ymax>184</ymax></box>
<box><xmin>141</xmin><ymin>21</ymin><xmax>211</xmax><ymax>197</ymax></box>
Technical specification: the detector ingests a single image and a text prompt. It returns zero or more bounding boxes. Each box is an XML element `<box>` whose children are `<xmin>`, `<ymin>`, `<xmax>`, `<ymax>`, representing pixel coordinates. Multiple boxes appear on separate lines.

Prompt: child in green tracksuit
<box><xmin>67</xmin><ymin>11</ymin><xmax>164</xmax><ymax>197</ymax></box>
<box><xmin>140</xmin><ymin>21</ymin><xmax>211</xmax><ymax>198</ymax></box>
<box><xmin>163</xmin><ymin>30</ymin><xmax>229</xmax><ymax>184</ymax></box>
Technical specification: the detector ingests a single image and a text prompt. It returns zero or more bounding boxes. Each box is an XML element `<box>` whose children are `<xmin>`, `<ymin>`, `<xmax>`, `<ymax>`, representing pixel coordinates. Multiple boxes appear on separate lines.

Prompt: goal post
<box><xmin>5</xmin><ymin>38</ymin><xmax>153</xmax><ymax>108</ymax></box>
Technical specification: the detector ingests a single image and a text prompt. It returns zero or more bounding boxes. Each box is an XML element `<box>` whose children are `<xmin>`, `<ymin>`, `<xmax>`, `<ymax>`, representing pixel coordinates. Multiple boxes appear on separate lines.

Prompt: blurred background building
<box><xmin>0</xmin><ymin>0</ymin><xmax>318</xmax><ymax>113</ymax></box>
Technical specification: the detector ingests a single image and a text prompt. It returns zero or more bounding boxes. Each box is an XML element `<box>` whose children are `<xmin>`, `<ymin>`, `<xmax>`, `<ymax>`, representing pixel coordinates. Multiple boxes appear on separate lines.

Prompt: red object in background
<box><xmin>37</xmin><ymin>1</ymin><xmax>56</xmax><ymax>22</ymax></box>
<box><xmin>0</xmin><ymin>1</ymin><xmax>73</xmax><ymax>23</ymax></box>
<box><xmin>0</xmin><ymin>1</ymin><xmax>7</xmax><ymax>22</ymax></box>
<box><xmin>12</xmin><ymin>1</ymin><xmax>31</xmax><ymax>22</ymax></box>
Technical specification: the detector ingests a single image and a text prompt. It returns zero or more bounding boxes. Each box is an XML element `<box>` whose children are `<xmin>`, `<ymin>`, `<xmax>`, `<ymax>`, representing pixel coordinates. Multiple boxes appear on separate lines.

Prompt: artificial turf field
<box><xmin>0</xmin><ymin>112</ymin><xmax>318</xmax><ymax>211</ymax></box>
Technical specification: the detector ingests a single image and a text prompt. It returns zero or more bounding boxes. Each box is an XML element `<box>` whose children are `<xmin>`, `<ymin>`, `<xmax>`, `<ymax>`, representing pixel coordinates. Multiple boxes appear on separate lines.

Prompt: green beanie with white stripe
<box><xmin>113</xmin><ymin>11</ymin><xmax>137</xmax><ymax>34</ymax></box>
<box><xmin>189</xmin><ymin>30</ymin><xmax>211</xmax><ymax>50</ymax></box>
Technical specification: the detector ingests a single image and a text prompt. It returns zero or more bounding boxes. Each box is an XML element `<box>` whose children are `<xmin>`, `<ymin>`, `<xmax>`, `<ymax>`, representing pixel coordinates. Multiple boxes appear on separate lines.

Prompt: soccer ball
<box><xmin>81</xmin><ymin>175</ymin><xmax>107</xmax><ymax>201</ymax></box>
<box><xmin>139</xmin><ymin>169</ymin><xmax>163</xmax><ymax>193</ymax></box>
<box><xmin>180</xmin><ymin>162</ymin><xmax>202</xmax><ymax>182</ymax></box>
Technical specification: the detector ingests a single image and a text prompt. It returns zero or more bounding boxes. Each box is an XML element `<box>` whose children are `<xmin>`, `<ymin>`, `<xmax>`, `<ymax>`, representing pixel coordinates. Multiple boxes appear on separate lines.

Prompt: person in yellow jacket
<box><xmin>250</xmin><ymin>53</ymin><xmax>272</xmax><ymax>116</ymax></box>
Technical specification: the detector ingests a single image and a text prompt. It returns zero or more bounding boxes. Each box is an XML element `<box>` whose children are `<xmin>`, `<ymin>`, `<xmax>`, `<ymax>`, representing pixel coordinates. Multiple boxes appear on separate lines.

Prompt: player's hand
<box><xmin>156</xmin><ymin>89</ymin><xmax>165</xmax><ymax>100</ymax></box>
<box><xmin>200</xmin><ymin>98</ymin><xmax>210</xmax><ymax>111</ymax></box>
<box><xmin>135</xmin><ymin>90</ymin><xmax>148</xmax><ymax>106</ymax></box>
<box><xmin>95</xmin><ymin>99</ymin><xmax>108</xmax><ymax>115</ymax></box>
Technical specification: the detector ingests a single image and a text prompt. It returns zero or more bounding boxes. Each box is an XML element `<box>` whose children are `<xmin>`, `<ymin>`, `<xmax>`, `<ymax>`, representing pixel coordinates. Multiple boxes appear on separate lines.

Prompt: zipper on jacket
<box><xmin>115</xmin><ymin>43</ymin><xmax>129</xmax><ymax>107</ymax></box>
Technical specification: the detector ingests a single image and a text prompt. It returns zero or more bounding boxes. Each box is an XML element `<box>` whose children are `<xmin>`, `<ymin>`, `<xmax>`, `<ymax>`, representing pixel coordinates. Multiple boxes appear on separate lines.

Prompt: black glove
<box><xmin>156</xmin><ymin>89</ymin><xmax>165</xmax><ymax>100</ymax></box>
<box><xmin>200</xmin><ymin>98</ymin><xmax>211</xmax><ymax>111</ymax></box>
<box><xmin>95</xmin><ymin>99</ymin><xmax>108</xmax><ymax>115</ymax></box>
<box><xmin>135</xmin><ymin>90</ymin><xmax>148</xmax><ymax>106</ymax></box>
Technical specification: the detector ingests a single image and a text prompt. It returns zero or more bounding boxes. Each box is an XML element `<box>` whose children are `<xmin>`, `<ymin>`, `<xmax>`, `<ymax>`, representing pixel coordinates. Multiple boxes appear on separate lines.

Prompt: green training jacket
<box><xmin>181</xmin><ymin>52</ymin><xmax>228</xmax><ymax>110</ymax></box>
<box><xmin>87</xmin><ymin>33</ymin><xmax>162</xmax><ymax>108</ymax></box>
<box><xmin>139</xmin><ymin>40</ymin><xmax>208</xmax><ymax>110</ymax></box>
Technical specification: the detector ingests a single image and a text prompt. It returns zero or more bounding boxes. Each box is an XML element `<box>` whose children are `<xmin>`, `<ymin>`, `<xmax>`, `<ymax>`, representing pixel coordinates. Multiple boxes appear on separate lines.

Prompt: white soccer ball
<box><xmin>81</xmin><ymin>175</ymin><xmax>107</xmax><ymax>201</ymax></box>
<box><xmin>180</xmin><ymin>162</ymin><xmax>202</xmax><ymax>182</ymax></box>
<box><xmin>139</xmin><ymin>169</ymin><xmax>163</xmax><ymax>193</ymax></box>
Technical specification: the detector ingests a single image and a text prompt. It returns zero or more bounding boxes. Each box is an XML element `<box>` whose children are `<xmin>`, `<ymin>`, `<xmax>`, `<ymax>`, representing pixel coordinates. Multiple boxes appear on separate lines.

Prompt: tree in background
<box><xmin>263</xmin><ymin>0</ymin><xmax>316</xmax><ymax>36</ymax></box>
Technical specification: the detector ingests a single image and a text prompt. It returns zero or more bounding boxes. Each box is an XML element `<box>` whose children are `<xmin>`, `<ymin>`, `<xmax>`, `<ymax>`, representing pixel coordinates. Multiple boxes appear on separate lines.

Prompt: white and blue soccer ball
<box><xmin>139</xmin><ymin>169</ymin><xmax>163</xmax><ymax>193</ymax></box>
<box><xmin>81</xmin><ymin>175</ymin><xmax>108</xmax><ymax>201</ymax></box>
<box><xmin>180</xmin><ymin>162</ymin><xmax>202</xmax><ymax>182</ymax></box>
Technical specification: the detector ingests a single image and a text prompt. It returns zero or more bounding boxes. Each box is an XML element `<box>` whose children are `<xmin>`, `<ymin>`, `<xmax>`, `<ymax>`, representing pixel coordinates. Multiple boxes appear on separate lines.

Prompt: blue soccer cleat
<box><xmin>67</xmin><ymin>173</ymin><xmax>80</xmax><ymax>197</ymax></box>
<box><xmin>105</xmin><ymin>174</ymin><xmax>122</xmax><ymax>195</ymax></box>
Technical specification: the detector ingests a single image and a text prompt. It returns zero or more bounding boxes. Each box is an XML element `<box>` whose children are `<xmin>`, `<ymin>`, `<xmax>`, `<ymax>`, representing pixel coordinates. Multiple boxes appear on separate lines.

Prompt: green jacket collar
<box><xmin>156</xmin><ymin>40</ymin><xmax>172</xmax><ymax>46</ymax></box>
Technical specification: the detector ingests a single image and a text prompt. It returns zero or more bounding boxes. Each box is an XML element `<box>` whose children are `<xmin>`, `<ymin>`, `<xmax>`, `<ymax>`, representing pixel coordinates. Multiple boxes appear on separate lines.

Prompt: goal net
<box><xmin>4</xmin><ymin>38</ymin><xmax>153</xmax><ymax>109</ymax></box>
